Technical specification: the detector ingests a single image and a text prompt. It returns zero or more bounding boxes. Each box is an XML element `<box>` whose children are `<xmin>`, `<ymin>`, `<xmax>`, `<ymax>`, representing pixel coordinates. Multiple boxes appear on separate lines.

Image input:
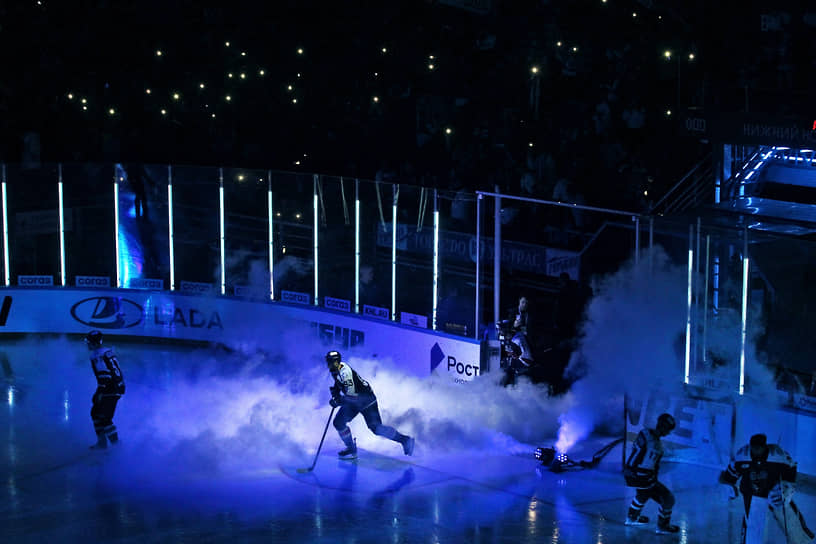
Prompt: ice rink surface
<box><xmin>1</xmin><ymin>310</ymin><xmax>814</xmax><ymax>544</ymax></box>
<box><xmin>4</xmin><ymin>417</ymin><xmax>814</xmax><ymax>543</ymax></box>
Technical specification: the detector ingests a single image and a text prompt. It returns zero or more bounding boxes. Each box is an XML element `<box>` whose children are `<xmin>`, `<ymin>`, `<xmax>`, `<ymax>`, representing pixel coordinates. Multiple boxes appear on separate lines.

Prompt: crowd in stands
<box><xmin>3</xmin><ymin>1</ymin><xmax>814</xmax><ymax>218</ymax></box>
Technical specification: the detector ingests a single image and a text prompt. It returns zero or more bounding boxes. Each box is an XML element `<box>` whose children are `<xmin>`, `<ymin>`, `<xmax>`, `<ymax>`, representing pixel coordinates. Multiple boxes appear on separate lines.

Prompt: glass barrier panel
<box><xmin>171</xmin><ymin>166</ymin><xmax>221</xmax><ymax>288</ymax></box>
<box><xmin>110</xmin><ymin>163</ymin><xmax>171</xmax><ymax>288</ymax></box>
<box><xmin>358</xmin><ymin>178</ymin><xmax>392</xmax><ymax>317</ymax></box>
<box><xmin>139</xmin><ymin>164</ymin><xmax>171</xmax><ymax>285</ymax></box>
<box><xmin>61</xmin><ymin>163</ymin><xmax>116</xmax><ymax>283</ymax></box>
<box><xmin>436</xmin><ymin>188</ymin><xmax>476</xmax><ymax>338</ymax></box>
<box><xmin>5</xmin><ymin>163</ymin><xmax>61</xmax><ymax>283</ymax></box>
<box><xmin>223</xmin><ymin>168</ymin><xmax>270</xmax><ymax>299</ymax></box>
<box><xmin>316</xmin><ymin>175</ymin><xmax>355</xmax><ymax>312</ymax></box>
<box><xmin>394</xmin><ymin>184</ymin><xmax>433</xmax><ymax>329</ymax></box>
<box><xmin>270</xmin><ymin>171</ymin><xmax>314</xmax><ymax>302</ymax></box>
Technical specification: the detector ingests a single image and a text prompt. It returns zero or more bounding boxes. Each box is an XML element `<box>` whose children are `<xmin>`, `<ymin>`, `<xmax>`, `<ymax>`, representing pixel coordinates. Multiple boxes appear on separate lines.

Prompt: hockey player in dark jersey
<box><xmin>623</xmin><ymin>412</ymin><xmax>680</xmax><ymax>534</ymax></box>
<box><xmin>86</xmin><ymin>330</ymin><xmax>125</xmax><ymax>450</ymax></box>
<box><xmin>326</xmin><ymin>350</ymin><xmax>414</xmax><ymax>460</ymax></box>
<box><xmin>719</xmin><ymin>433</ymin><xmax>814</xmax><ymax>544</ymax></box>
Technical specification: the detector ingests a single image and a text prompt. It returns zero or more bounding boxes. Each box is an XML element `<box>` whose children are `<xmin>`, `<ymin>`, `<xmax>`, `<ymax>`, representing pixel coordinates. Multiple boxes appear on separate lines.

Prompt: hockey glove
<box><xmin>329</xmin><ymin>396</ymin><xmax>343</xmax><ymax>408</ymax></box>
<box><xmin>768</xmin><ymin>481</ymin><xmax>794</xmax><ymax>507</ymax></box>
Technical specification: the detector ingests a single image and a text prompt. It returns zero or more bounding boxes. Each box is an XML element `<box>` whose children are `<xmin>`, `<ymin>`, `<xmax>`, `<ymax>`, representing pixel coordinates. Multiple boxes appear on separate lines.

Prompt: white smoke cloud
<box><xmin>554</xmin><ymin>245</ymin><xmax>780</xmax><ymax>454</ymax></box>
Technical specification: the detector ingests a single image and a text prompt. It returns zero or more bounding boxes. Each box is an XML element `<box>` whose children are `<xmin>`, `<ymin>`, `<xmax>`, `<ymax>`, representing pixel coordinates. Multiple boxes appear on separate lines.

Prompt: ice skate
<box><xmin>655</xmin><ymin>520</ymin><xmax>679</xmax><ymax>534</ymax></box>
<box><xmin>402</xmin><ymin>436</ymin><xmax>415</xmax><ymax>456</ymax></box>
<box><xmin>89</xmin><ymin>438</ymin><xmax>107</xmax><ymax>450</ymax></box>
<box><xmin>338</xmin><ymin>445</ymin><xmax>357</xmax><ymax>460</ymax></box>
<box><xmin>624</xmin><ymin>514</ymin><xmax>649</xmax><ymax>526</ymax></box>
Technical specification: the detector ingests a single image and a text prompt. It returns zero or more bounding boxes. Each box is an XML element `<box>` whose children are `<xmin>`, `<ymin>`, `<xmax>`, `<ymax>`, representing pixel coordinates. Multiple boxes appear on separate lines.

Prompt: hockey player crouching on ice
<box><xmin>326</xmin><ymin>350</ymin><xmax>414</xmax><ymax>460</ymax></box>
<box><xmin>623</xmin><ymin>413</ymin><xmax>680</xmax><ymax>534</ymax></box>
<box><xmin>718</xmin><ymin>433</ymin><xmax>814</xmax><ymax>544</ymax></box>
<box><xmin>86</xmin><ymin>330</ymin><xmax>125</xmax><ymax>449</ymax></box>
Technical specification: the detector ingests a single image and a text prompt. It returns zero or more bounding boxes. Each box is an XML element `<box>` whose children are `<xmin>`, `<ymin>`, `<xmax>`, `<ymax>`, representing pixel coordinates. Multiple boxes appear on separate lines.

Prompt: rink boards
<box><xmin>626</xmin><ymin>391</ymin><xmax>816</xmax><ymax>477</ymax></box>
<box><xmin>0</xmin><ymin>287</ymin><xmax>481</xmax><ymax>382</ymax></box>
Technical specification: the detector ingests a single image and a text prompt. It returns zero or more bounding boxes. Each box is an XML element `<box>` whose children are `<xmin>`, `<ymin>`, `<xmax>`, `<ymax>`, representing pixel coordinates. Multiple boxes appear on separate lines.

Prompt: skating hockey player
<box><xmin>623</xmin><ymin>412</ymin><xmax>680</xmax><ymax>534</ymax></box>
<box><xmin>86</xmin><ymin>330</ymin><xmax>125</xmax><ymax>449</ymax></box>
<box><xmin>718</xmin><ymin>433</ymin><xmax>814</xmax><ymax>544</ymax></box>
<box><xmin>326</xmin><ymin>350</ymin><xmax>414</xmax><ymax>460</ymax></box>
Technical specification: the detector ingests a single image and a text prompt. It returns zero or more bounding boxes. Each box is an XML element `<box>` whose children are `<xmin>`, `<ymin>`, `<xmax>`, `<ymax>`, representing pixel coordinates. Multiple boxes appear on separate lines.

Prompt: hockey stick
<box><xmin>779</xmin><ymin>474</ymin><xmax>790</xmax><ymax>543</ymax></box>
<box><xmin>297</xmin><ymin>406</ymin><xmax>336</xmax><ymax>474</ymax></box>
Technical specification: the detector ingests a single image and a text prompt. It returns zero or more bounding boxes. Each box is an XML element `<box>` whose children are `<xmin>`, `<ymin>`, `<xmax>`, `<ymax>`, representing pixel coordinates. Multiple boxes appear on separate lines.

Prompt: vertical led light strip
<box><xmin>432</xmin><ymin>189</ymin><xmax>439</xmax><ymax>331</ymax></box>
<box><xmin>114</xmin><ymin>170</ymin><xmax>121</xmax><ymax>288</ymax></box>
<box><xmin>1</xmin><ymin>165</ymin><xmax>9</xmax><ymax>286</ymax></box>
<box><xmin>391</xmin><ymin>184</ymin><xmax>397</xmax><ymax>321</ymax></box>
<box><xmin>167</xmin><ymin>166</ymin><xmax>175</xmax><ymax>291</ymax></box>
<box><xmin>702</xmin><ymin>235</ymin><xmax>710</xmax><ymax>364</ymax></box>
<box><xmin>354</xmin><ymin>179</ymin><xmax>360</xmax><ymax>313</ymax></box>
<box><xmin>57</xmin><ymin>164</ymin><xmax>66</xmax><ymax>286</ymax></box>
<box><xmin>474</xmin><ymin>194</ymin><xmax>481</xmax><ymax>340</ymax></box>
<box><xmin>684</xmin><ymin>226</ymin><xmax>692</xmax><ymax>385</ymax></box>
<box><xmin>218</xmin><ymin>168</ymin><xmax>226</xmax><ymax>295</ymax></box>
<box><xmin>739</xmin><ymin>250</ymin><xmax>749</xmax><ymax>396</ymax></box>
<box><xmin>313</xmin><ymin>174</ymin><xmax>319</xmax><ymax>306</ymax></box>
<box><xmin>267</xmin><ymin>171</ymin><xmax>274</xmax><ymax>300</ymax></box>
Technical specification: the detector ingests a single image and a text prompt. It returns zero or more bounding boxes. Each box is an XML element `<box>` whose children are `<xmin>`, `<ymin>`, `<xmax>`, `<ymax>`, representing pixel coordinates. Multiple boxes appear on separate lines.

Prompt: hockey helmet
<box><xmin>325</xmin><ymin>350</ymin><xmax>342</xmax><ymax>367</ymax></box>
<box><xmin>749</xmin><ymin>433</ymin><xmax>769</xmax><ymax>461</ymax></box>
<box><xmin>656</xmin><ymin>413</ymin><xmax>676</xmax><ymax>435</ymax></box>
<box><xmin>85</xmin><ymin>330</ymin><xmax>103</xmax><ymax>347</ymax></box>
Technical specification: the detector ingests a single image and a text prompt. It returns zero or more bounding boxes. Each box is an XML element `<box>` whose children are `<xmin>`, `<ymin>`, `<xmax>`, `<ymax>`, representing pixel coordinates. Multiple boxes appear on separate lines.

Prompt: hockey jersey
<box><xmin>331</xmin><ymin>362</ymin><xmax>373</xmax><ymax>398</ymax></box>
<box><xmin>624</xmin><ymin>428</ymin><xmax>664</xmax><ymax>488</ymax></box>
<box><xmin>720</xmin><ymin>443</ymin><xmax>796</xmax><ymax>498</ymax></box>
<box><xmin>90</xmin><ymin>346</ymin><xmax>125</xmax><ymax>396</ymax></box>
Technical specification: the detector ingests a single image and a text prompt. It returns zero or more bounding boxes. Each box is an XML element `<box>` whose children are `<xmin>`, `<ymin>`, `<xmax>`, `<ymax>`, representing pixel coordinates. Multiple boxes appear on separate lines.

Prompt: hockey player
<box><xmin>623</xmin><ymin>412</ymin><xmax>680</xmax><ymax>534</ymax></box>
<box><xmin>86</xmin><ymin>331</ymin><xmax>125</xmax><ymax>449</ymax></box>
<box><xmin>326</xmin><ymin>350</ymin><xmax>414</xmax><ymax>460</ymax></box>
<box><xmin>718</xmin><ymin>433</ymin><xmax>814</xmax><ymax>544</ymax></box>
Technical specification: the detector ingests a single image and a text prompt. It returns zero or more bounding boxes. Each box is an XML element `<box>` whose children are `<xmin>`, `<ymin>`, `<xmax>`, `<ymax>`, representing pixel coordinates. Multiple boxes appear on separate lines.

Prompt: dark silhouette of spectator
<box><xmin>774</xmin><ymin>362</ymin><xmax>802</xmax><ymax>404</ymax></box>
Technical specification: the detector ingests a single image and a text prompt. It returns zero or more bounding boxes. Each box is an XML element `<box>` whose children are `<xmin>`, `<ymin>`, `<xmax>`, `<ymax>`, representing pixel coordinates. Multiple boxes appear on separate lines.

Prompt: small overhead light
<box><xmin>225</xmin><ymin>95</ymin><xmax>232</xmax><ymax>101</ymax></box>
<box><xmin>199</xmin><ymin>83</ymin><xmax>205</xmax><ymax>89</ymax></box>
<box><xmin>156</xmin><ymin>50</ymin><xmax>163</xmax><ymax>56</ymax></box>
